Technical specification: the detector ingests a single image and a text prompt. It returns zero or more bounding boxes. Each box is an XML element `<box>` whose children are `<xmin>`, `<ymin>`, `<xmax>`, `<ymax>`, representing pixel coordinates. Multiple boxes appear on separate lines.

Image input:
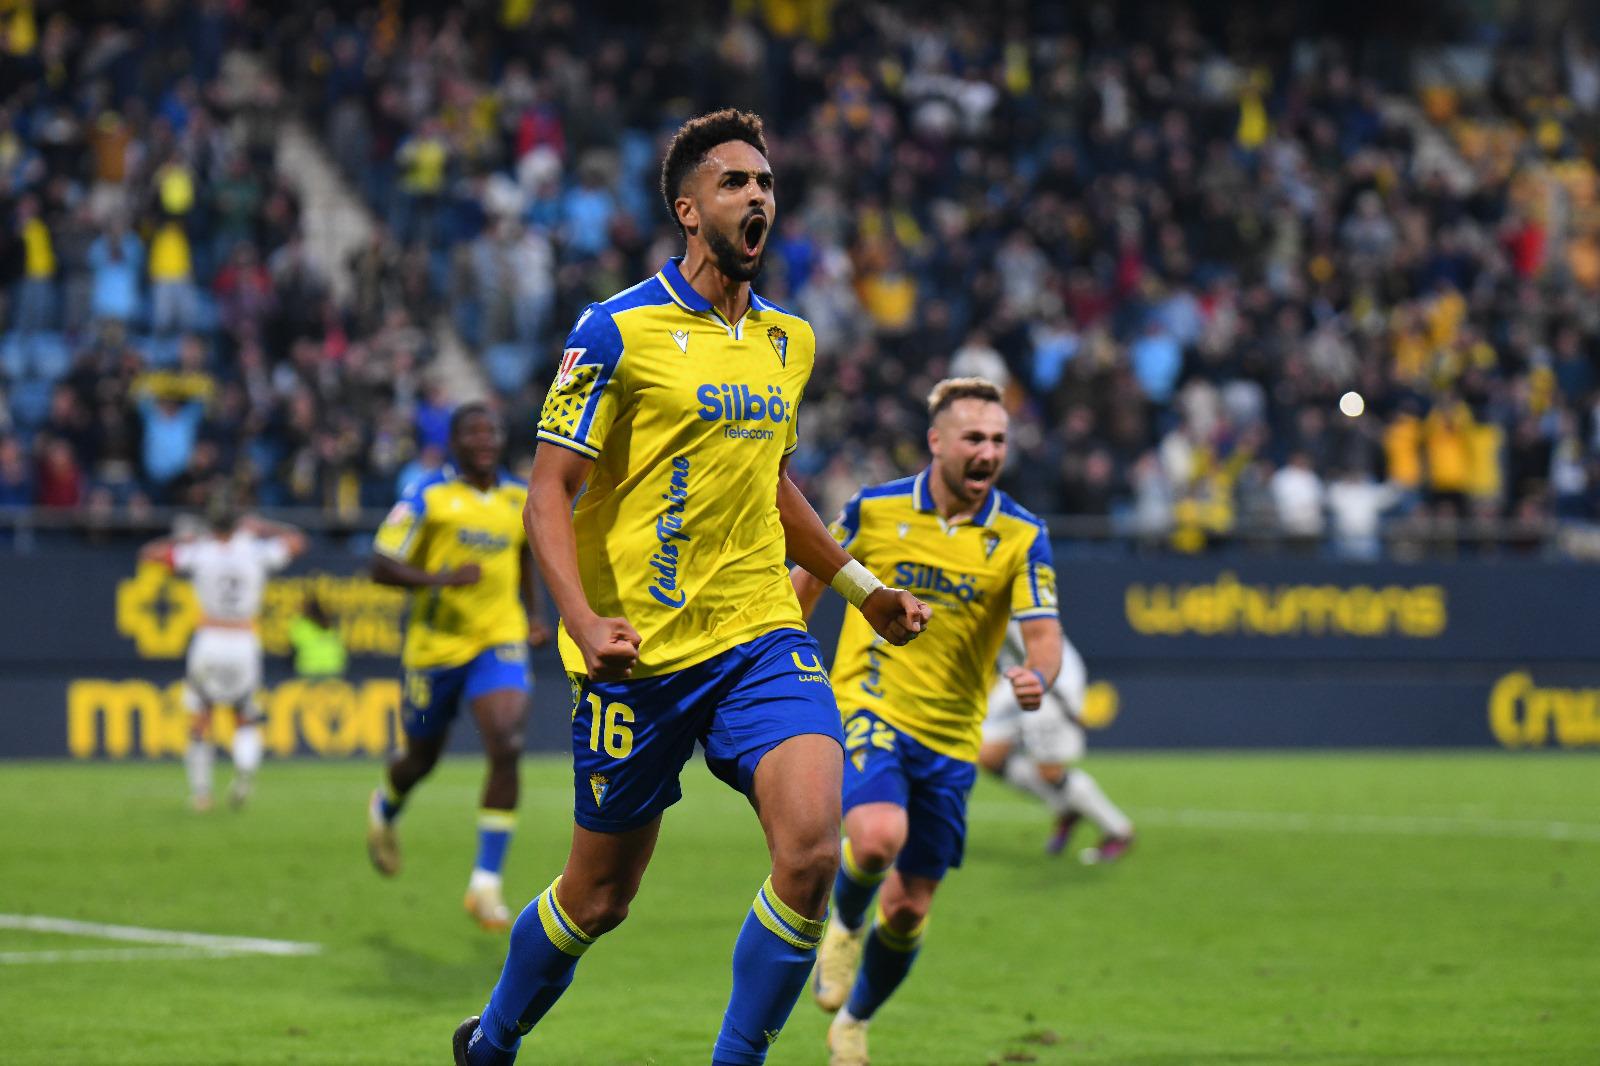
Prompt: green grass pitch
<box><xmin>1</xmin><ymin>753</ymin><xmax>1596</xmax><ymax>1064</ymax></box>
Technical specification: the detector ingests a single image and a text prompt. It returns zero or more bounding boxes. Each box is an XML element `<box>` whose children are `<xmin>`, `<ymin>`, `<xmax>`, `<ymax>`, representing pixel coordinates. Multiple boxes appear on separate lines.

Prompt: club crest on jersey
<box><xmin>897</xmin><ymin>522</ymin><xmax>910</xmax><ymax>539</ymax></box>
<box><xmin>557</xmin><ymin>347</ymin><xmax>586</xmax><ymax>385</ymax></box>
<box><xmin>766</xmin><ymin>325</ymin><xmax>788</xmax><ymax>366</ymax></box>
<box><xmin>589</xmin><ymin>773</ymin><xmax>610</xmax><ymax>808</ymax></box>
<box><xmin>669</xmin><ymin>329</ymin><xmax>690</xmax><ymax>354</ymax></box>
<box><xmin>983</xmin><ymin>531</ymin><xmax>1001</xmax><ymax>558</ymax></box>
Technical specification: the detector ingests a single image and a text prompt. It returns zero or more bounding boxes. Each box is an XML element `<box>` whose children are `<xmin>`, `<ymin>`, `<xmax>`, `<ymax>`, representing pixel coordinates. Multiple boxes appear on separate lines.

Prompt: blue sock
<box><xmin>474</xmin><ymin>809</ymin><xmax>516</xmax><ymax>875</ymax></box>
<box><xmin>468</xmin><ymin>877</ymin><xmax>596</xmax><ymax>1065</ymax></box>
<box><xmin>844</xmin><ymin>904</ymin><xmax>925</xmax><ymax>1021</ymax></box>
<box><xmin>832</xmin><ymin>838</ymin><xmax>886</xmax><ymax>931</ymax></box>
<box><xmin>376</xmin><ymin>778</ymin><xmax>405</xmax><ymax>822</ymax></box>
<box><xmin>711</xmin><ymin>876</ymin><xmax>827</xmax><ymax>1066</ymax></box>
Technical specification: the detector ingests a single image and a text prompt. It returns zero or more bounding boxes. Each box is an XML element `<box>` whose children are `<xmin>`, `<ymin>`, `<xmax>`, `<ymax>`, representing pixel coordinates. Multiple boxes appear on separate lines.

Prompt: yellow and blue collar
<box><xmin>911</xmin><ymin>468</ymin><xmax>1000</xmax><ymax>527</ymax></box>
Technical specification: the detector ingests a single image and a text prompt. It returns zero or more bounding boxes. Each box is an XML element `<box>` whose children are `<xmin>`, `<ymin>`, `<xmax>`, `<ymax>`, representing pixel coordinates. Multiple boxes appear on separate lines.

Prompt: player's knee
<box><xmin>848</xmin><ymin>818</ymin><xmax>906</xmax><ymax>870</ymax></box>
<box><xmin>484</xmin><ymin>729</ymin><xmax>524</xmax><ymax>769</ymax></box>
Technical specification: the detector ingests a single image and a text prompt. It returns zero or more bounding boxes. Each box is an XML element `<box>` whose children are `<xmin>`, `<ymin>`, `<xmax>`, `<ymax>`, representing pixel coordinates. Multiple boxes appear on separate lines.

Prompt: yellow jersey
<box><xmin>536</xmin><ymin>258</ymin><xmax>815</xmax><ymax>677</ymax></box>
<box><xmin>374</xmin><ymin>466</ymin><xmax>529</xmax><ymax>670</ymax></box>
<box><xmin>825</xmin><ymin>470</ymin><xmax>1058</xmax><ymax>761</ymax></box>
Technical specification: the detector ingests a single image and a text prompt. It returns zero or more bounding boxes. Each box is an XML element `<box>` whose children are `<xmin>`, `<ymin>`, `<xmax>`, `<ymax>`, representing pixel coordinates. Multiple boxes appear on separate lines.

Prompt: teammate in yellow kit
<box><xmin>793</xmin><ymin>377</ymin><xmax>1064</xmax><ymax>1066</ymax></box>
<box><xmin>366</xmin><ymin>403</ymin><xmax>552</xmax><ymax>930</ymax></box>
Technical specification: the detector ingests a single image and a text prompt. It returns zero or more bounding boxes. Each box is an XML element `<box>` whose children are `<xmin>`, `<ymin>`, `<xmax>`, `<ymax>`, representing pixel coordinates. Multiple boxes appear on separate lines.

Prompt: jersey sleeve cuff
<box><xmin>1012</xmin><ymin>607</ymin><xmax>1059</xmax><ymax>621</ymax></box>
<box><xmin>536</xmin><ymin>430</ymin><xmax>601</xmax><ymax>460</ymax></box>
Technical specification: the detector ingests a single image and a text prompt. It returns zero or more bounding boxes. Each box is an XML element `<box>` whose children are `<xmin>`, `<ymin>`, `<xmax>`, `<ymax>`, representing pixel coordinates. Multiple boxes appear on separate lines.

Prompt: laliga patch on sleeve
<box><xmin>557</xmin><ymin>347</ymin><xmax>586</xmax><ymax>385</ymax></box>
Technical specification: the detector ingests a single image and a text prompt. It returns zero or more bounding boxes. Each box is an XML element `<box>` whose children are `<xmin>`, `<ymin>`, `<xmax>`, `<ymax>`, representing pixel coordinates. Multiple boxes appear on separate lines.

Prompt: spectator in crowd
<box><xmin>1326</xmin><ymin>466</ymin><xmax>1398</xmax><ymax>561</ymax></box>
<box><xmin>87</xmin><ymin>220</ymin><xmax>142</xmax><ymax>325</ymax></box>
<box><xmin>290</xmin><ymin>594</ymin><xmax>348</xmax><ymax>680</ymax></box>
<box><xmin>3</xmin><ymin>0</ymin><xmax>1599</xmax><ymax>562</ymax></box>
<box><xmin>0</xmin><ymin>436</ymin><xmax>33</xmax><ymax>508</ymax></box>
<box><xmin>1271</xmin><ymin>451</ymin><xmax>1326</xmax><ymax>552</ymax></box>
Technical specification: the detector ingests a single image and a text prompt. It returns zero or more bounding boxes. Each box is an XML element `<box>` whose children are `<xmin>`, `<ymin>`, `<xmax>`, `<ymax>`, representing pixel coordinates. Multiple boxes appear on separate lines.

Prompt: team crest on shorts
<box><xmin>766</xmin><ymin>325</ymin><xmax>788</xmax><ymax>366</ymax></box>
<box><xmin>589</xmin><ymin>773</ymin><xmax>611</xmax><ymax>808</ymax></box>
<box><xmin>850</xmin><ymin>750</ymin><xmax>867</xmax><ymax>772</ymax></box>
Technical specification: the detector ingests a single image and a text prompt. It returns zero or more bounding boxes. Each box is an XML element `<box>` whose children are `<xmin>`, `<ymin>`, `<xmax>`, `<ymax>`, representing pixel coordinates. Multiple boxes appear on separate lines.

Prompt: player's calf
<box><xmin>228</xmin><ymin>709</ymin><xmax>265</xmax><ymax>810</ymax></box>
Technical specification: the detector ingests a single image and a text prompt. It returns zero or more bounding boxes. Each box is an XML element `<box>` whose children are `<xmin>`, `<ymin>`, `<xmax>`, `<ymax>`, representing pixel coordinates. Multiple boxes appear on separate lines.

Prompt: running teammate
<box><xmin>139</xmin><ymin>502</ymin><xmax>307</xmax><ymax>811</ymax></box>
<box><xmin>980</xmin><ymin>624</ymin><xmax>1135</xmax><ymax>863</ymax></box>
<box><xmin>367</xmin><ymin>403</ymin><xmax>553</xmax><ymax>931</ymax></box>
<box><xmin>452</xmin><ymin>109</ymin><xmax>930</xmax><ymax>1066</ymax></box>
<box><xmin>793</xmin><ymin>377</ymin><xmax>1062</xmax><ymax>1066</ymax></box>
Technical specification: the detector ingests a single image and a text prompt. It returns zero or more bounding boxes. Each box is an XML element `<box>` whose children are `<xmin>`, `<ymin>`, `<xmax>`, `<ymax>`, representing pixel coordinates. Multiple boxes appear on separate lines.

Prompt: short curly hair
<box><xmin>659</xmin><ymin>109</ymin><xmax>769</xmax><ymax>235</ymax></box>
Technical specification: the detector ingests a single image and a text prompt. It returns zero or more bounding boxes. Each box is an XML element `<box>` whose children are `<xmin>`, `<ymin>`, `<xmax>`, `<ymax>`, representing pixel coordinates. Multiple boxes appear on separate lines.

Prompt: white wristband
<box><xmin>831</xmin><ymin>559</ymin><xmax>885</xmax><ymax>610</ymax></box>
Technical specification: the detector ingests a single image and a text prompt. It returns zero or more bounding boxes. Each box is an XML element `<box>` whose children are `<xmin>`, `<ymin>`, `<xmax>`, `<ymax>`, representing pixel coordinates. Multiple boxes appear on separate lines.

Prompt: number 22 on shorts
<box><xmin>582</xmin><ymin>693</ymin><xmax>635</xmax><ymax>759</ymax></box>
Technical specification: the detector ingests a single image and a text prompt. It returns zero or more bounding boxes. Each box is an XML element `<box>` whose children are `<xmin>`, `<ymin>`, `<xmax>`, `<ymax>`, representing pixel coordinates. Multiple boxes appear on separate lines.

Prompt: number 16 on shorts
<box><xmin>579</xmin><ymin>692</ymin><xmax>635</xmax><ymax>759</ymax></box>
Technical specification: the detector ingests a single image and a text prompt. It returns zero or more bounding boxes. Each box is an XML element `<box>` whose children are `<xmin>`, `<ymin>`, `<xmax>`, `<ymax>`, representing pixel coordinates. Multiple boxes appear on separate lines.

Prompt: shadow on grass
<box><xmin>345</xmin><ymin>929</ymin><xmax>508</xmax><ymax>1005</ymax></box>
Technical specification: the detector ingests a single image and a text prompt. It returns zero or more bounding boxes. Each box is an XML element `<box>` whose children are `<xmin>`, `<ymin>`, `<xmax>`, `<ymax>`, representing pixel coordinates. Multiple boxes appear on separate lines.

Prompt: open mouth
<box><xmin>964</xmin><ymin>467</ymin><xmax>995</xmax><ymax>493</ymax></box>
<box><xmin>741</xmin><ymin>213</ymin><xmax>768</xmax><ymax>257</ymax></box>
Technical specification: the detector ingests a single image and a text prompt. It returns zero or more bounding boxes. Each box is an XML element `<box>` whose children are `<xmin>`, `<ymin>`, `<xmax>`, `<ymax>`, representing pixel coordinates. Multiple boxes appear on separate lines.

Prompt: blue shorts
<box><xmin>570</xmin><ymin>628</ymin><xmax>843</xmax><ymax>834</ymax></box>
<box><xmin>841</xmin><ymin>708</ymin><xmax>977</xmax><ymax>882</ymax></box>
<box><xmin>402</xmin><ymin>644</ymin><xmax>531</xmax><ymax>740</ymax></box>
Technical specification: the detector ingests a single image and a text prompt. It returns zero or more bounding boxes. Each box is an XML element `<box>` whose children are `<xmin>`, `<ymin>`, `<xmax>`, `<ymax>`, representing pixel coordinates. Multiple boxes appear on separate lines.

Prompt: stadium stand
<box><xmin>3</xmin><ymin>1</ymin><xmax>1599</xmax><ymax>559</ymax></box>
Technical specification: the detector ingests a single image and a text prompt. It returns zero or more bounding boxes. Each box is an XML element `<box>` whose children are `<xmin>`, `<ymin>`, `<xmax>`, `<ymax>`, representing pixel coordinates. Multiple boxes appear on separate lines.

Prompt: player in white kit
<box><xmin>140</xmin><ymin>504</ymin><xmax>307</xmax><ymax>811</ymax></box>
<box><xmin>977</xmin><ymin>623</ymin><xmax>1135</xmax><ymax>864</ymax></box>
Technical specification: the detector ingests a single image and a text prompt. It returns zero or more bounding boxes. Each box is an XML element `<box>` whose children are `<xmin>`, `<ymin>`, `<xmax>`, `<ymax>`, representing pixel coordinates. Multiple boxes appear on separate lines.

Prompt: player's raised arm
<box><xmin>240</xmin><ymin>514</ymin><xmax>309</xmax><ymax>559</ymax></box>
<box><xmin>524</xmin><ymin>444</ymin><xmax>640</xmax><ymax>679</ymax></box>
<box><xmin>777</xmin><ymin>462</ymin><xmax>930</xmax><ymax>645</ymax></box>
<box><xmin>138</xmin><ymin>534</ymin><xmax>179</xmax><ymax>566</ymax></box>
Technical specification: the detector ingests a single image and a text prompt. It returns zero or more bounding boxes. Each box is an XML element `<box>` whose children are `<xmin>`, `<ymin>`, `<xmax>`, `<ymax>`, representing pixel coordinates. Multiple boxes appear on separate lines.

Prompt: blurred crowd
<box><xmin>0</xmin><ymin>0</ymin><xmax>445</xmax><ymax>522</ymax></box>
<box><xmin>4</xmin><ymin>1</ymin><xmax>1600</xmax><ymax>558</ymax></box>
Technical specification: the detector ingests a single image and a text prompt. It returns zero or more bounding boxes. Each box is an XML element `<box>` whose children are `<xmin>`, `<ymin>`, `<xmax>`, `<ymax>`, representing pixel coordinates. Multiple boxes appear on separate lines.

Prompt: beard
<box><xmin>705</xmin><ymin>223</ymin><xmax>766</xmax><ymax>283</ymax></box>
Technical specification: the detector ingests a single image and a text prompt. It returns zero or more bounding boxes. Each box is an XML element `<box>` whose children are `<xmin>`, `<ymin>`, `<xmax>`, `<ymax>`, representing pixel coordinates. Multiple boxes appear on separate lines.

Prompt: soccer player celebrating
<box><xmin>367</xmin><ymin>403</ymin><xmax>553</xmax><ymax>931</ymax></box>
<box><xmin>793</xmin><ymin>378</ymin><xmax>1063</xmax><ymax>1066</ymax></box>
<box><xmin>980</xmin><ymin>623</ymin><xmax>1136</xmax><ymax>863</ymax></box>
<box><xmin>139</xmin><ymin>500</ymin><xmax>307</xmax><ymax>811</ymax></box>
<box><xmin>452</xmin><ymin>109</ymin><xmax>930</xmax><ymax>1066</ymax></box>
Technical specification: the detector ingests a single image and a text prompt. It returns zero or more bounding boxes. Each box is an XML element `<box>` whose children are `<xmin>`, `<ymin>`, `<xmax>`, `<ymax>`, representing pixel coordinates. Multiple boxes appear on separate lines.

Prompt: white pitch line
<box><xmin>0</xmin><ymin>947</ymin><xmax>242</xmax><ymax>965</ymax></box>
<box><xmin>968</xmin><ymin>803</ymin><xmax>1600</xmax><ymax>844</ymax></box>
<box><xmin>0</xmin><ymin>914</ymin><xmax>321</xmax><ymax>956</ymax></box>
